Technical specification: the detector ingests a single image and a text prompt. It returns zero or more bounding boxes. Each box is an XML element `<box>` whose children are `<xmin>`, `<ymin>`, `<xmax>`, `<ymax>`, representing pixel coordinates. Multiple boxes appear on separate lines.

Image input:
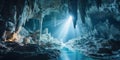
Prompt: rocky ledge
<box><xmin>0</xmin><ymin>42</ymin><xmax>60</xmax><ymax>60</ymax></box>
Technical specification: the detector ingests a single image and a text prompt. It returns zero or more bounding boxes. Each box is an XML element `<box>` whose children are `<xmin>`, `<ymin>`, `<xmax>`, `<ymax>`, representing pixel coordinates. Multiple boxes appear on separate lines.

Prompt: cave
<box><xmin>0</xmin><ymin>0</ymin><xmax>120</xmax><ymax>60</ymax></box>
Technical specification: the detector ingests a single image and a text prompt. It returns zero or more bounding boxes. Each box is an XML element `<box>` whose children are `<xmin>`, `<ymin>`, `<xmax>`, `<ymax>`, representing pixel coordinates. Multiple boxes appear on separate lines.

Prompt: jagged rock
<box><xmin>67</xmin><ymin>38</ymin><xmax>120</xmax><ymax>59</ymax></box>
<box><xmin>0</xmin><ymin>43</ymin><xmax>60</xmax><ymax>60</ymax></box>
<box><xmin>0</xmin><ymin>21</ymin><xmax>6</xmax><ymax>41</ymax></box>
<box><xmin>97</xmin><ymin>48</ymin><xmax>112</xmax><ymax>55</ymax></box>
<box><xmin>0</xmin><ymin>0</ymin><xmax>120</xmax><ymax>60</ymax></box>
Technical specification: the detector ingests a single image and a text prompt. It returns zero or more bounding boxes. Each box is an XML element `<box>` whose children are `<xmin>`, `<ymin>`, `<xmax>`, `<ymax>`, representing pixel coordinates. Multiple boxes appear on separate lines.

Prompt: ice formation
<box><xmin>0</xmin><ymin>0</ymin><xmax>120</xmax><ymax>60</ymax></box>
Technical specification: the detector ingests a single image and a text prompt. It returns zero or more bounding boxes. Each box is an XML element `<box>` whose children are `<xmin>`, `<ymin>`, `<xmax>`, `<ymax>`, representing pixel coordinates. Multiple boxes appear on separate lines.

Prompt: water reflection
<box><xmin>59</xmin><ymin>47</ymin><xmax>94</xmax><ymax>60</ymax></box>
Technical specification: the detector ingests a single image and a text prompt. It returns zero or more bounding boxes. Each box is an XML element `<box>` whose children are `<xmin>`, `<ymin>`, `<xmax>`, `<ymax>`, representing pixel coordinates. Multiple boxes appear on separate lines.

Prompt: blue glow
<box><xmin>55</xmin><ymin>15</ymin><xmax>75</xmax><ymax>42</ymax></box>
<box><xmin>53</xmin><ymin>15</ymin><xmax>93</xmax><ymax>60</ymax></box>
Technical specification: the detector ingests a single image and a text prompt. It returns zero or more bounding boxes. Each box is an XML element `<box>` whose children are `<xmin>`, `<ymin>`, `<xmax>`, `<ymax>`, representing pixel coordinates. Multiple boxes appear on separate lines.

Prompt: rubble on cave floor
<box><xmin>0</xmin><ymin>31</ymin><xmax>62</xmax><ymax>60</ymax></box>
<box><xmin>66</xmin><ymin>37</ymin><xmax>120</xmax><ymax>59</ymax></box>
<box><xmin>0</xmin><ymin>26</ymin><xmax>62</xmax><ymax>60</ymax></box>
<box><xmin>0</xmin><ymin>41</ymin><xmax>61</xmax><ymax>60</ymax></box>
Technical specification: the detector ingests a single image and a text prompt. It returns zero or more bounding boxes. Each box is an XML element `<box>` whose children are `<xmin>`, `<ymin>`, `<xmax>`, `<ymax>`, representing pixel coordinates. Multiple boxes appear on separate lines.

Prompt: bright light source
<box><xmin>68</xmin><ymin>15</ymin><xmax>73</xmax><ymax>21</ymax></box>
<box><xmin>53</xmin><ymin>15</ymin><xmax>78</xmax><ymax>60</ymax></box>
<box><xmin>51</xmin><ymin>15</ymin><xmax>74</xmax><ymax>60</ymax></box>
<box><xmin>53</xmin><ymin>15</ymin><xmax>76</xmax><ymax>43</ymax></box>
<box><xmin>55</xmin><ymin>15</ymin><xmax>75</xmax><ymax>42</ymax></box>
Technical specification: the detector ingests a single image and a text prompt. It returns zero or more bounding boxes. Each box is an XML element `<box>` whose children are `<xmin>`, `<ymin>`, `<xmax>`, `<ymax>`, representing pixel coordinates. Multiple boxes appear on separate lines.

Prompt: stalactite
<box><xmin>96</xmin><ymin>0</ymin><xmax>102</xmax><ymax>8</ymax></box>
<box><xmin>78</xmin><ymin>0</ymin><xmax>88</xmax><ymax>23</ymax></box>
<box><xmin>68</xmin><ymin>0</ymin><xmax>78</xmax><ymax>28</ymax></box>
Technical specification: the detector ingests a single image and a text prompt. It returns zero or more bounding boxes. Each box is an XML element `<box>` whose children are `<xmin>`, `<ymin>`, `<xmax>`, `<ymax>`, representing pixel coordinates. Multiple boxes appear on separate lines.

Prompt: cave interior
<box><xmin>0</xmin><ymin>0</ymin><xmax>120</xmax><ymax>60</ymax></box>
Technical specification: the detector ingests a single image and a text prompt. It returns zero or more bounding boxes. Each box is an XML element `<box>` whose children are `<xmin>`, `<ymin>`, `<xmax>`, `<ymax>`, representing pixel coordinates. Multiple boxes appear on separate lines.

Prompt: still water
<box><xmin>59</xmin><ymin>47</ymin><xmax>95</xmax><ymax>60</ymax></box>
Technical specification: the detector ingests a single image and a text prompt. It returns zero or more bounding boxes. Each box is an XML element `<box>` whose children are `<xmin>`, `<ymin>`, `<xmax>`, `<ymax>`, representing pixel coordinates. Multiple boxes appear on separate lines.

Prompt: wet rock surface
<box><xmin>66</xmin><ymin>38</ymin><xmax>120</xmax><ymax>59</ymax></box>
<box><xmin>0</xmin><ymin>0</ymin><xmax>120</xmax><ymax>60</ymax></box>
<box><xmin>0</xmin><ymin>42</ymin><xmax>60</xmax><ymax>60</ymax></box>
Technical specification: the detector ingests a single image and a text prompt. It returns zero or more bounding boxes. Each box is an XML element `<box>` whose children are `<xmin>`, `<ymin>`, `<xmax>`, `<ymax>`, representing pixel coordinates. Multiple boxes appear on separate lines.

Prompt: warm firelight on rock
<box><xmin>5</xmin><ymin>33</ymin><xmax>19</xmax><ymax>42</ymax></box>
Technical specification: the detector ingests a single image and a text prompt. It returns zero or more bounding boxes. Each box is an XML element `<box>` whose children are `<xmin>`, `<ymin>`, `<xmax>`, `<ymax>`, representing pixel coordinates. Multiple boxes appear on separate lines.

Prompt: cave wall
<box><xmin>0</xmin><ymin>0</ymin><xmax>64</xmax><ymax>42</ymax></box>
<box><xmin>77</xmin><ymin>0</ymin><xmax>120</xmax><ymax>40</ymax></box>
<box><xmin>67</xmin><ymin>0</ymin><xmax>120</xmax><ymax>58</ymax></box>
